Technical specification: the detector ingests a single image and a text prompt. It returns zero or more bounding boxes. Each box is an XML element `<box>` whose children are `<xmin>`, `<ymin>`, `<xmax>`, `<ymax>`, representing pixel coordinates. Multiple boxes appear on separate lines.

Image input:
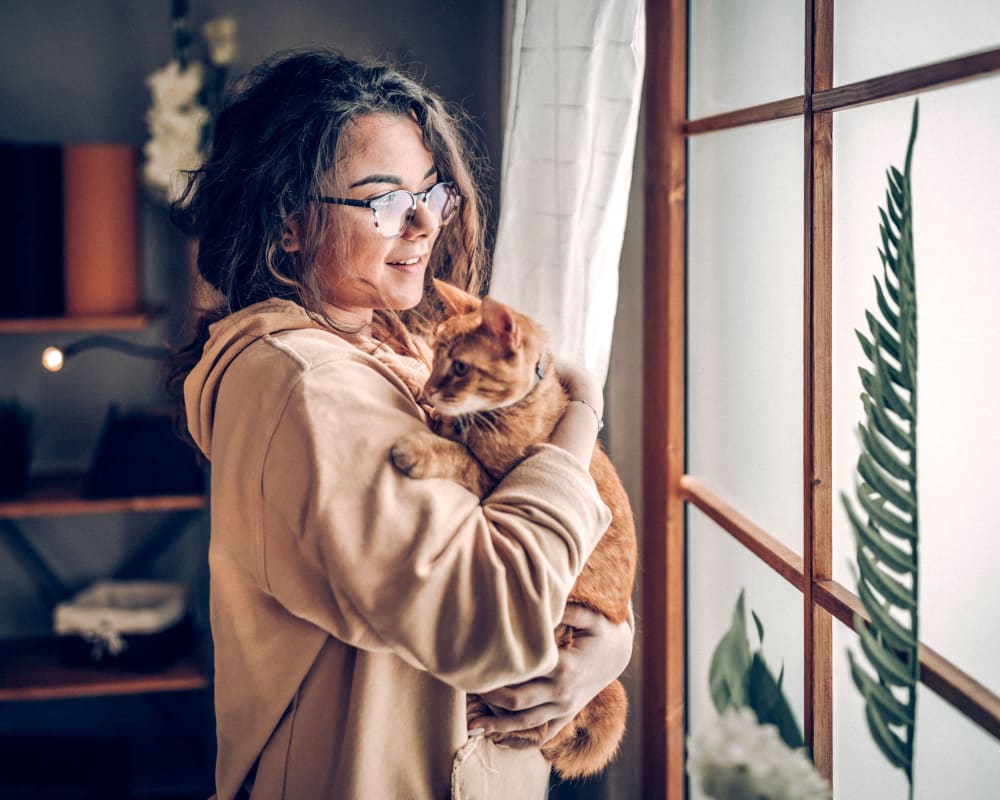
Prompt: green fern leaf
<box><xmin>854</xmin><ymin>488</ymin><xmax>915</xmax><ymax>546</ymax></box>
<box><xmin>856</xmin><ymin>331</ymin><xmax>907</xmax><ymax>387</ymax></box>
<box><xmin>866</xmin><ymin>310</ymin><xmax>902</xmax><ymax>362</ymax></box>
<box><xmin>874</xmin><ymin>275</ymin><xmax>900</xmax><ymax>330</ymax></box>
<box><xmin>862</xmin><ymin>393</ymin><xmax>913</xmax><ymax>451</ymax></box>
<box><xmin>856</xmin><ymin>573</ymin><xmax>918</xmax><ymax>651</ymax></box>
<box><xmin>859</xmin><ymin>367</ymin><xmax>911</xmax><ymax>421</ymax></box>
<box><xmin>886</xmin><ymin>192</ymin><xmax>903</xmax><ymax>229</ymax></box>
<box><xmin>843</xmin><ymin>100</ymin><xmax>920</xmax><ymax>793</ymax></box>
<box><xmin>864</xmin><ymin>697</ymin><xmax>909</xmax><ymax>769</ymax></box>
<box><xmin>848</xmin><ymin>494</ymin><xmax>914</xmax><ymax>557</ymax></box>
<box><xmin>848</xmin><ymin>650</ymin><xmax>913</xmax><ymax>726</ymax></box>
<box><xmin>888</xmin><ymin>168</ymin><xmax>905</xmax><ymax>209</ymax></box>
<box><xmin>856</xmin><ymin>546</ymin><xmax>915</xmax><ymax>610</ymax></box>
<box><xmin>857</xmin><ymin>452</ymin><xmax>914</xmax><ymax>514</ymax></box>
<box><xmin>854</xmin><ymin>614</ymin><xmax>912</xmax><ymax>687</ymax></box>
<box><xmin>879</xmin><ymin>251</ymin><xmax>901</xmax><ymax>305</ymax></box>
<box><xmin>880</xmin><ymin>208</ymin><xmax>899</xmax><ymax>248</ymax></box>
<box><xmin>859</xmin><ymin>422</ymin><xmax>914</xmax><ymax>482</ymax></box>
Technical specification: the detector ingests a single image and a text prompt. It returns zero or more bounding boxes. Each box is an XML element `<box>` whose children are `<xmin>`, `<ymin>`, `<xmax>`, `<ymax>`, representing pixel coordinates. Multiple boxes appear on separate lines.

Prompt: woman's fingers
<box><xmin>477</xmin><ymin>677</ymin><xmax>557</xmax><ymax>713</ymax></box>
<box><xmin>467</xmin><ymin>604</ymin><xmax>635</xmax><ymax>745</ymax></box>
<box><xmin>559</xmin><ymin>602</ymin><xmax>606</xmax><ymax>631</ymax></box>
<box><xmin>551</xmin><ymin>356</ymin><xmax>603</xmax><ymax>412</ymax></box>
<box><xmin>469</xmin><ymin>703</ymin><xmax>570</xmax><ymax>740</ymax></box>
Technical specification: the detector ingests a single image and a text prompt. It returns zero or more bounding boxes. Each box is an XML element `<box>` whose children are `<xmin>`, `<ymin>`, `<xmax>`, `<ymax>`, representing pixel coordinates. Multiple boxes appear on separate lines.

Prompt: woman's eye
<box><xmin>451</xmin><ymin>360</ymin><xmax>468</xmax><ymax>377</ymax></box>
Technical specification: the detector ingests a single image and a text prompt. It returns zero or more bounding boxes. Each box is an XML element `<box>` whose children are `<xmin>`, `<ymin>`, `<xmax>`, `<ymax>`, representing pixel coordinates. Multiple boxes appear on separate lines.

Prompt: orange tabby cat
<box><xmin>391</xmin><ymin>279</ymin><xmax>637</xmax><ymax>780</ymax></box>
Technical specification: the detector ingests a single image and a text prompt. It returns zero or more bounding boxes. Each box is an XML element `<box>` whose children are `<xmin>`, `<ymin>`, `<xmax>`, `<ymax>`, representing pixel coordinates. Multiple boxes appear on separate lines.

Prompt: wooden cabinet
<box><xmin>0</xmin><ymin>318</ymin><xmax>209</xmax><ymax>704</ymax></box>
<box><xmin>0</xmin><ymin>310</ymin><xmax>157</xmax><ymax>334</ymax></box>
<box><xmin>0</xmin><ymin>482</ymin><xmax>209</xmax><ymax>704</ymax></box>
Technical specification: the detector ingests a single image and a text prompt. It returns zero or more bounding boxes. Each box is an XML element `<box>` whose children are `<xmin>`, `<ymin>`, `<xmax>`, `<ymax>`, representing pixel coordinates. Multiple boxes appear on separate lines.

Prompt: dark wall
<box><xmin>0</xmin><ymin>0</ymin><xmax>504</xmax><ymax>541</ymax></box>
<box><xmin>0</xmin><ymin>2</ymin><xmax>502</xmax><ymax>796</ymax></box>
<box><xmin>0</xmin><ymin>0</ymin><xmax>504</xmax><ymax>152</ymax></box>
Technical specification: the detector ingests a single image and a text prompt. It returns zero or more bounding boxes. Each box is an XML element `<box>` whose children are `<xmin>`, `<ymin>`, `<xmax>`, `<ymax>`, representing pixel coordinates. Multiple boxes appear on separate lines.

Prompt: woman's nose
<box><xmin>402</xmin><ymin>198</ymin><xmax>438</xmax><ymax>239</ymax></box>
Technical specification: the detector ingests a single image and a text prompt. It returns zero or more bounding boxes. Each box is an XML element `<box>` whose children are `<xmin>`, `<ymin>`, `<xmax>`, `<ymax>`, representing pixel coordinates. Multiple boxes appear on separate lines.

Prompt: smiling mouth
<box><xmin>387</xmin><ymin>256</ymin><xmax>422</xmax><ymax>266</ymax></box>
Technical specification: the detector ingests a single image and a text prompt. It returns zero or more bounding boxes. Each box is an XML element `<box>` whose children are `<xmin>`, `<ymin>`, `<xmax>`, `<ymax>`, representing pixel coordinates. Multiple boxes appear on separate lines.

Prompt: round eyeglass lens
<box><xmin>427</xmin><ymin>183</ymin><xmax>458</xmax><ymax>225</ymax></box>
<box><xmin>371</xmin><ymin>190</ymin><xmax>415</xmax><ymax>237</ymax></box>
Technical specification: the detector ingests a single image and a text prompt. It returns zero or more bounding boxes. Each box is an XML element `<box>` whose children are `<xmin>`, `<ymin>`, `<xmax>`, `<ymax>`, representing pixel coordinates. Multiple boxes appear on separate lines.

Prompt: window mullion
<box><xmin>804</xmin><ymin>0</ymin><xmax>835</xmax><ymax>782</ymax></box>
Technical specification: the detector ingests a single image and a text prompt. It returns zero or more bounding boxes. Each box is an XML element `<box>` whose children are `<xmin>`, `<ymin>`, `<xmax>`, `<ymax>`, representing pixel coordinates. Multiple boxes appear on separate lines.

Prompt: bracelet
<box><xmin>572</xmin><ymin>399</ymin><xmax>605</xmax><ymax>432</ymax></box>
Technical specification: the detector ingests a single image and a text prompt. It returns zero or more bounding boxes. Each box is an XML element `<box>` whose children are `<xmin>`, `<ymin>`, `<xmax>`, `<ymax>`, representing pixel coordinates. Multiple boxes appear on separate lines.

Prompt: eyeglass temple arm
<box><xmin>313</xmin><ymin>197</ymin><xmax>369</xmax><ymax>208</ymax></box>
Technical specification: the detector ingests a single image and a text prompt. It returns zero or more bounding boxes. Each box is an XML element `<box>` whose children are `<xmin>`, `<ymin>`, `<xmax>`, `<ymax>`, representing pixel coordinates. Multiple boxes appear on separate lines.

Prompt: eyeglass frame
<box><xmin>311</xmin><ymin>180</ymin><xmax>462</xmax><ymax>239</ymax></box>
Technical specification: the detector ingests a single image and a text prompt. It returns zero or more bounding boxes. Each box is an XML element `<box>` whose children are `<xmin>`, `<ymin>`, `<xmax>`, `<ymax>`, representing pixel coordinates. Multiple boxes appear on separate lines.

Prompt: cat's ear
<box><xmin>481</xmin><ymin>296</ymin><xmax>521</xmax><ymax>350</ymax></box>
<box><xmin>433</xmin><ymin>279</ymin><xmax>481</xmax><ymax>317</ymax></box>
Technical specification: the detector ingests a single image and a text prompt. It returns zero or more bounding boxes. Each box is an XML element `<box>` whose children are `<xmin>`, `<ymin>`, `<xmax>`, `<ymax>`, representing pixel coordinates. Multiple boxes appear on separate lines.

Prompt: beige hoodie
<box><xmin>184</xmin><ymin>299</ymin><xmax>612</xmax><ymax>800</ymax></box>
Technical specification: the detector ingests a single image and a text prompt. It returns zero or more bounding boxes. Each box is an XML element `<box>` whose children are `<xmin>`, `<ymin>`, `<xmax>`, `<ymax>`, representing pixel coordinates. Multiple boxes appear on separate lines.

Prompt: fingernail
<box><xmin>468</xmin><ymin>727</ymin><xmax>485</xmax><ymax>737</ymax></box>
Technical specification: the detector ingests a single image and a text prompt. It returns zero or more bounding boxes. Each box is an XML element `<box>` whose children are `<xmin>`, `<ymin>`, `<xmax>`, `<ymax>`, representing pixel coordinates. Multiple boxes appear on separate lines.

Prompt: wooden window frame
<box><xmin>642</xmin><ymin>2</ymin><xmax>1000</xmax><ymax>798</ymax></box>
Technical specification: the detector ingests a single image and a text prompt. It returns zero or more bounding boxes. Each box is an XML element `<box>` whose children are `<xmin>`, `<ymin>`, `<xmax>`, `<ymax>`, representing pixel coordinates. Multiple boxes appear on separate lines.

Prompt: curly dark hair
<box><xmin>167</xmin><ymin>48</ymin><xmax>490</xmax><ymax>430</ymax></box>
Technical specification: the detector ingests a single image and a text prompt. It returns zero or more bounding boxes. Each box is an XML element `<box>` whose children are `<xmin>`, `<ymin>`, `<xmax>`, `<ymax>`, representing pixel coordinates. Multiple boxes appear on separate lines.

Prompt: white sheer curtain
<box><xmin>489</xmin><ymin>0</ymin><xmax>645</xmax><ymax>387</ymax></box>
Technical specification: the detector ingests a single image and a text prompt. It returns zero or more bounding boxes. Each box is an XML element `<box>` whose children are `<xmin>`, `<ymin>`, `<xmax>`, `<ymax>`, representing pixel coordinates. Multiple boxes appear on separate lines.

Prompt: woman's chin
<box><xmin>387</xmin><ymin>284</ymin><xmax>427</xmax><ymax>311</ymax></box>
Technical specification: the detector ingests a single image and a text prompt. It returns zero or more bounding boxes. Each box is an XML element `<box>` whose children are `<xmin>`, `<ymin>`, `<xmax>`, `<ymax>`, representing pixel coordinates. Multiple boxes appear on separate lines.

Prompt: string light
<box><xmin>41</xmin><ymin>337</ymin><xmax>169</xmax><ymax>373</ymax></box>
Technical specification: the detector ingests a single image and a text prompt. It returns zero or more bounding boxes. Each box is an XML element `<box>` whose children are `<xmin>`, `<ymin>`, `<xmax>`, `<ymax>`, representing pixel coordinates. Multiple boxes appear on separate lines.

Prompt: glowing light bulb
<box><xmin>41</xmin><ymin>346</ymin><xmax>65</xmax><ymax>372</ymax></box>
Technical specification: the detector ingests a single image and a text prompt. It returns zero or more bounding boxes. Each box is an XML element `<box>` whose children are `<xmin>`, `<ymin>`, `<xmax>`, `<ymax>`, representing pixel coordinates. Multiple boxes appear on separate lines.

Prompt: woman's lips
<box><xmin>386</xmin><ymin>254</ymin><xmax>426</xmax><ymax>272</ymax></box>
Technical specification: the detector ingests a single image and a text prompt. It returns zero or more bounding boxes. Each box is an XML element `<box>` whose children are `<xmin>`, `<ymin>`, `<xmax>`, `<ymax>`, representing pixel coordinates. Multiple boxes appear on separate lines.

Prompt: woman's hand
<box><xmin>549</xmin><ymin>357</ymin><xmax>604</xmax><ymax>464</ymax></box>
<box><xmin>553</xmin><ymin>356</ymin><xmax>604</xmax><ymax>418</ymax></box>
<box><xmin>468</xmin><ymin>603</ymin><xmax>633</xmax><ymax>744</ymax></box>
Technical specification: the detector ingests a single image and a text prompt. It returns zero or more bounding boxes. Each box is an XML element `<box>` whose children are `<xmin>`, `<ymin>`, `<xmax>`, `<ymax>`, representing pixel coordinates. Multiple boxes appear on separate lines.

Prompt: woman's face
<box><xmin>317</xmin><ymin>112</ymin><xmax>443</xmax><ymax>327</ymax></box>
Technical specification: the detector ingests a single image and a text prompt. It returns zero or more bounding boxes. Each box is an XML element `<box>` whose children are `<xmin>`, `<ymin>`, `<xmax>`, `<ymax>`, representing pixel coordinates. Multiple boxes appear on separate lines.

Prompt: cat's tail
<box><xmin>541</xmin><ymin>679</ymin><xmax>628</xmax><ymax>780</ymax></box>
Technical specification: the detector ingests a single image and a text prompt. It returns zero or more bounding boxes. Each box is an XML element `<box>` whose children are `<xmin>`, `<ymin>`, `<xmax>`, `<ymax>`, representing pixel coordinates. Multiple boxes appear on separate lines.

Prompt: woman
<box><xmin>171</xmin><ymin>49</ymin><xmax>632</xmax><ymax>799</ymax></box>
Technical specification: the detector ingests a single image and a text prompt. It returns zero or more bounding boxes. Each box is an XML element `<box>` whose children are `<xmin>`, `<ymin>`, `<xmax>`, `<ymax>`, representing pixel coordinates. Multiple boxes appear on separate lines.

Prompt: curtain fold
<box><xmin>490</xmin><ymin>0</ymin><xmax>645</xmax><ymax>386</ymax></box>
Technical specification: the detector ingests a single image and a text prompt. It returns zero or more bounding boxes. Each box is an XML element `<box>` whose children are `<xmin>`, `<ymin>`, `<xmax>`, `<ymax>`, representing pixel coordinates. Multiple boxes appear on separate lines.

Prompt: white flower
<box><xmin>146</xmin><ymin>60</ymin><xmax>204</xmax><ymax>109</ymax></box>
<box><xmin>688</xmin><ymin>708</ymin><xmax>831</xmax><ymax>800</ymax></box>
<box><xmin>146</xmin><ymin>104</ymin><xmax>209</xmax><ymax>147</ymax></box>
<box><xmin>142</xmin><ymin>138</ymin><xmax>199</xmax><ymax>203</ymax></box>
<box><xmin>202</xmin><ymin>17</ymin><xmax>238</xmax><ymax>66</ymax></box>
<box><xmin>143</xmin><ymin>17</ymin><xmax>238</xmax><ymax>204</ymax></box>
<box><xmin>144</xmin><ymin>59</ymin><xmax>210</xmax><ymax>201</ymax></box>
<box><xmin>143</xmin><ymin>106</ymin><xmax>208</xmax><ymax>201</ymax></box>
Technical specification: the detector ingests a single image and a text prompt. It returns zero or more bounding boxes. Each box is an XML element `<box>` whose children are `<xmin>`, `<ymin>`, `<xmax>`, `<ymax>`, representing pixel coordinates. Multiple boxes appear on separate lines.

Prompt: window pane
<box><xmin>687</xmin><ymin>508</ymin><xmax>805</xmax><ymax>800</ymax></box>
<box><xmin>689</xmin><ymin>0</ymin><xmax>804</xmax><ymax>118</ymax></box>
<box><xmin>688</xmin><ymin>118</ymin><xmax>804</xmax><ymax>555</ymax></box>
<box><xmin>834</xmin><ymin>624</ymin><xmax>1000</xmax><ymax>797</ymax></box>
<box><xmin>835</xmin><ymin>0</ymin><xmax>1000</xmax><ymax>87</ymax></box>
<box><xmin>832</xmin><ymin>78</ymin><xmax>1000</xmax><ymax>695</ymax></box>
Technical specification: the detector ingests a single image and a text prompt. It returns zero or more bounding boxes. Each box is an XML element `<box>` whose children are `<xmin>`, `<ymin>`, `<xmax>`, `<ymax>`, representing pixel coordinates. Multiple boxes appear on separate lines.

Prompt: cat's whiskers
<box><xmin>469</xmin><ymin>409</ymin><xmax>502</xmax><ymax>439</ymax></box>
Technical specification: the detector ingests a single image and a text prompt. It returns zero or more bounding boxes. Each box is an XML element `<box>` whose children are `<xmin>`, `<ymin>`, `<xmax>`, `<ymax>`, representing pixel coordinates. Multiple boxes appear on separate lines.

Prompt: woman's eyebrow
<box><xmin>349</xmin><ymin>166</ymin><xmax>437</xmax><ymax>189</ymax></box>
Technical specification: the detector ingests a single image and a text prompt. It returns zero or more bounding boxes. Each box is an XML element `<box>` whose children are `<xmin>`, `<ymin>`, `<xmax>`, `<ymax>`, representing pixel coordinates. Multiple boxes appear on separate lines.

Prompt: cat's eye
<box><xmin>450</xmin><ymin>360</ymin><xmax>468</xmax><ymax>377</ymax></box>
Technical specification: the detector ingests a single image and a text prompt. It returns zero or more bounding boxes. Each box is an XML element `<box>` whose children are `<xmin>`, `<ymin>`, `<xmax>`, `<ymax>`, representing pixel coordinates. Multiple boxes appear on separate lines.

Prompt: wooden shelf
<box><xmin>0</xmin><ymin>475</ymin><xmax>206</xmax><ymax>519</ymax></box>
<box><xmin>0</xmin><ymin>309</ymin><xmax>157</xmax><ymax>333</ymax></box>
<box><xmin>0</xmin><ymin>637</ymin><xmax>208</xmax><ymax>702</ymax></box>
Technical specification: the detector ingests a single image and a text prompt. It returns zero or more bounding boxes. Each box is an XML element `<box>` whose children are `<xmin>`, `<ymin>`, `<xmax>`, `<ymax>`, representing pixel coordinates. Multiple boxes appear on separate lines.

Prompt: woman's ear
<box><xmin>280</xmin><ymin>220</ymin><xmax>302</xmax><ymax>253</ymax></box>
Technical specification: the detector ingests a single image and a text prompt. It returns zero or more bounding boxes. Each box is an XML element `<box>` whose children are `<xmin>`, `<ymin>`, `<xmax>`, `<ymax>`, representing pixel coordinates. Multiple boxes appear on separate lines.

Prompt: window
<box><xmin>642</xmin><ymin>2</ymin><xmax>1000</xmax><ymax>797</ymax></box>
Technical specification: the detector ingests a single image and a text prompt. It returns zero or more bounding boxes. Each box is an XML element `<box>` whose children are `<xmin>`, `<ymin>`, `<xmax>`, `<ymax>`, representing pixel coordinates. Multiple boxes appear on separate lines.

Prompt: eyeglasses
<box><xmin>313</xmin><ymin>181</ymin><xmax>461</xmax><ymax>239</ymax></box>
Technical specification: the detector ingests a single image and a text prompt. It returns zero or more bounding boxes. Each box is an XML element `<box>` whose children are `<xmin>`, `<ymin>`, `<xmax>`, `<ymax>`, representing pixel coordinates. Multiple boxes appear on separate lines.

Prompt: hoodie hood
<box><xmin>184</xmin><ymin>299</ymin><xmax>326</xmax><ymax>460</ymax></box>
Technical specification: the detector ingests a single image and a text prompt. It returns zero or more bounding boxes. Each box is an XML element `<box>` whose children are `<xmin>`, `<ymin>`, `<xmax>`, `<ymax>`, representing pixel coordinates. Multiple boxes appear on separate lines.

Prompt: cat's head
<box><xmin>424</xmin><ymin>279</ymin><xmax>550</xmax><ymax>416</ymax></box>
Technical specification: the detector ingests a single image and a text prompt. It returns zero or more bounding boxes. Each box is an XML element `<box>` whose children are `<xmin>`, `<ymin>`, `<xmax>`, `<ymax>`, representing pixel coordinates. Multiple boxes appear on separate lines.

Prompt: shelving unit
<box><xmin>0</xmin><ymin>310</ymin><xmax>157</xmax><ymax>334</ymax></box>
<box><xmin>0</xmin><ymin>638</ymin><xmax>208</xmax><ymax>702</ymax></box>
<box><xmin>0</xmin><ymin>480</ymin><xmax>209</xmax><ymax>703</ymax></box>
<box><xmin>1</xmin><ymin>313</ymin><xmax>210</xmax><ymax>706</ymax></box>
<box><xmin>0</xmin><ymin>475</ymin><xmax>206</xmax><ymax>520</ymax></box>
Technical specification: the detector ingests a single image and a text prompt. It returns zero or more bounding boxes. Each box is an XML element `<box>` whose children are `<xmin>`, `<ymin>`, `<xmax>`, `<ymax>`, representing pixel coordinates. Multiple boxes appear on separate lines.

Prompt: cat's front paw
<box><xmin>390</xmin><ymin>432</ymin><xmax>438</xmax><ymax>479</ymax></box>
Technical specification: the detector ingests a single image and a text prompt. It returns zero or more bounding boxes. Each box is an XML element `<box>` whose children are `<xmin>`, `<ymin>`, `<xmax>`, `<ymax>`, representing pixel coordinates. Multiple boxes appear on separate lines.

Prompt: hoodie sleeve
<box><xmin>258</xmin><ymin>352</ymin><xmax>611</xmax><ymax>694</ymax></box>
